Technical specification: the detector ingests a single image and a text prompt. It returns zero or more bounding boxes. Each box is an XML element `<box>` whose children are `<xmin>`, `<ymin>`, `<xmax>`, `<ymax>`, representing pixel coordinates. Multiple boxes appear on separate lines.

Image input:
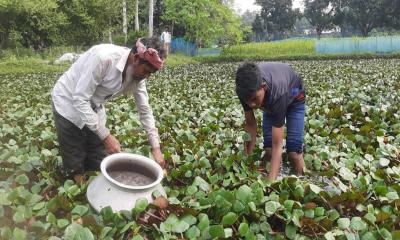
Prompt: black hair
<box><xmin>131</xmin><ymin>37</ymin><xmax>166</xmax><ymax>65</ymax></box>
<box><xmin>235</xmin><ymin>61</ymin><xmax>262</xmax><ymax>101</ymax></box>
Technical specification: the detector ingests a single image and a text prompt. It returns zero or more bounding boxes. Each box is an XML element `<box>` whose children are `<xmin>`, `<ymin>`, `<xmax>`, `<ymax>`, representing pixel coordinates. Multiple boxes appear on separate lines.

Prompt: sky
<box><xmin>233</xmin><ymin>0</ymin><xmax>304</xmax><ymax>14</ymax></box>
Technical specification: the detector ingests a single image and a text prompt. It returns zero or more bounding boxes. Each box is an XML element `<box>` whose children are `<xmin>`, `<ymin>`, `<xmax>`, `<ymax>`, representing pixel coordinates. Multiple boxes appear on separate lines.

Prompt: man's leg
<box><xmin>53</xmin><ymin>108</ymin><xmax>86</xmax><ymax>177</ymax></box>
<box><xmin>286</xmin><ymin>103</ymin><xmax>306</xmax><ymax>175</ymax></box>
<box><xmin>84</xmin><ymin>127</ymin><xmax>108</xmax><ymax>171</ymax></box>
<box><xmin>164</xmin><ymin>43</ymin><xmax>169</xmax><ymax>56</ymax></box>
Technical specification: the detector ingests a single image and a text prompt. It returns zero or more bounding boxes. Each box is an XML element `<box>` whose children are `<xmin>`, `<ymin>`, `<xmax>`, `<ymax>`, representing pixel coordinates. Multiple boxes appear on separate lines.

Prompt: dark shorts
<box><xmin>53</xmin><ymin>107</ymin><xmax>108</xmax><ymax>176</ymax></box>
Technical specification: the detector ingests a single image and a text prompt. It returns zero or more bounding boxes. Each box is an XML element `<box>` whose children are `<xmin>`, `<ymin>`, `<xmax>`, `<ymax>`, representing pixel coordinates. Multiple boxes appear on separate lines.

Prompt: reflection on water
<box><xmin>108</xmin><ymin>171</ymin><xmax>155</xmax><ymax>186</ymax></box>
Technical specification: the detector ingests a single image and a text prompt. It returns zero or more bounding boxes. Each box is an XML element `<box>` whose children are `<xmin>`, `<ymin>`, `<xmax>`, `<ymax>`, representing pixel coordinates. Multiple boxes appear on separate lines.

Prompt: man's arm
<box><xmin>132</xmin><ymin>80</ymin><xmax>165</xmax><ymax>167</ymax></box>
<box><xmin>268</xmin><ymin>126</ymin><xmax>284</xmax><ymax>180</ymax></box>
<box><xmin>244</xmin><ymin>110</ymin><xmax>257</xmax><ymax>155</ymax></box>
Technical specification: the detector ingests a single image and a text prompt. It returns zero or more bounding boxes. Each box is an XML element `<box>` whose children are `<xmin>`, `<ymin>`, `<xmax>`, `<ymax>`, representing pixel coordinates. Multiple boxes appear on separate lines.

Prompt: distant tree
<box><xmin>382</xmin><ymin>0</ymin><xmax>400</xmax><ymax>30</ymax></box>
<box><xmin>252</xmin><ymin>14</ymin><xmax>267</xmax><ymax>41</ymax></box>
<box><xmin>293</xmin><ymin>17</ymin><xmax>313</xmax><ymax>36</ymax></box>
<box><xmin>59</xmin><ymin>0</ymin><xmax>121</xmax><ymax>45</ymax></box>
<box><xmin>2</xmin><ymin>0</ymin><xmax>67</xmax><ymax>49</ymax></box>
<box><xmin>334</xmin><ymin>0</ymin><xmax>385</xmax><ymax>37</ymax></box>
<box><xmin>240</xmin><ymin>10</ymin><xmax>259</xmax><ymax>42</ymax></box>
<box><xmin>241</xmin><ymin>10</ymin><xmax>258</xmax><ymax>27</ymax></box>
<box><xmin>0</xmin><ymin>0</ymin><xmax>22</xmax><ymax>47</ymax></box>
<box><xmin>304</xmin><ymin>0</ymin><xmax>335</xmax><ymax>38</ymax></box>
<box><xmin>255</xmin><ymin>0</ymin><xmax>300</xmax><ymax>40</ymax></box>
<box><xmin>252</xmin><ymin>14</ymin><xmax>265</xmax><ymax>34</ymax></box>
<box><xmin>153</xmin><ymin>0</ymin><xmax>166</xmax><ymax>34</ymax></box>
<box><xmin>162</xmin><ymin>0</ymin><xmax>243</xmax><ymax>46</ymax></box>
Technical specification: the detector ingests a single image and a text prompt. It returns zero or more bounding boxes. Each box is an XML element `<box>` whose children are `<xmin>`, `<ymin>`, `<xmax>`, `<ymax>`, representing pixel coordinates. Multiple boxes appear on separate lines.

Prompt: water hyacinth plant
<box><xmin>0</xmin><ymin>59</ymin><xmax>399</xmax><ymax>239</ymax></box>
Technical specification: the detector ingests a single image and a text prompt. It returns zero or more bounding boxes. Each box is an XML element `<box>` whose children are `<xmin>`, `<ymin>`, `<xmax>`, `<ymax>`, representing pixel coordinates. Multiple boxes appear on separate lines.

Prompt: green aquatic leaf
<box><xmin>337</xmin><ymin>218</ymin><xmax>350</xmax><ymax>229</ymax></box>
<box><xmin>350</xmin><ymin>217</ymin><xmax>367</xmax><ymax>231</ymax></box>
<box><xmin>238</xmin><ymin>222</ymin><xmax>249</xmax><ymax>237</ymax></box>
<box><xmin>181</xmin><ymin>214</ymin><xmax>197</xmax><ymax>226</ymax></box>
<box><xmin>12</xmin><ymin>228</ymin><xmax>27</xmax><ymax>240</ymax></box>
<box><xmin>71</xmin><ymin>205</ymin><xmax>89</xmax><ymax>216</ymax></box>
<box><xmin>285</xmin><ymin>224</ymin><xmax>297</xmax><ymax>239</ymax></box>
<box><xmin>208</xmin><ymin>225</ymin><xmax>225</xmax><ymax>238</ymax></box>
<box><xmin>15</xmin><ymin>174</ymin><xmax>29</xmax><ymax>185</ymax></box>
<box><xmin>193</xmin><ymin>176</ymin><xmax>210</xmax><ymax>192</ymax></box>
<box><xmin>265</xmin><ymin>201</ymin><xmax>280</xmax><ymax>217</ymax></box>
<box><xmin>221</xmin><ymin>212</ymin><xmax>238</xmax><ymax>225</ymax></box>
<box><xmin>235</xmin><ymin>185</ymin><xmax>252</xmax><ymax>203</ymax></box>
<box><xmin>197</xmin><ymin>213</ymin><xmax>210</xmax><ymax>231</ymax></box>
<box><xmin>185</xmin><ymin>226</ymin><xmax>200</xmax><ymax>239</ymax></box>
<box><xmin>63</xmin><ymin>223</ymin><xmax>94</xmax><ymax>240</ymax></box>
<box><xmin>172</xmin><ymin>220</ymin><xmax>190</xmax><ymax>233</ymax></box>
<box><xmin>134</xmin><ymin>198</ymin><xmax>148</xmax><ymax>214</ymax></box>
<box><xmin>57</xmin><ymin>219</ymin><xmax>70</xmax><ymax>229</ymax></box>
<box><xmin>309</xmin><ymin>184</ymin><xmax>322</xmax><ymax>194</ymax></box>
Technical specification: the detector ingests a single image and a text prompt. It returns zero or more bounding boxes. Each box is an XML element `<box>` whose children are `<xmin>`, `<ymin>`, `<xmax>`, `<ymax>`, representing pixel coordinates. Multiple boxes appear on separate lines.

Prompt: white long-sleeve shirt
<box><xmin>51</xmin><ymin>44</ymin><xmax>160</xmax><ymax>148</ymax></box>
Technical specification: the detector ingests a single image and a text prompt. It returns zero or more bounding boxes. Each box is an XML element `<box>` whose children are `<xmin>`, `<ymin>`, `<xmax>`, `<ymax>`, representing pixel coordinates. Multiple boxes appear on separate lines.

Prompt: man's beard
<box><xmin>121</xmin><ymin>65</ymin><xmax>139</xmax><ymax>96</ymax></box>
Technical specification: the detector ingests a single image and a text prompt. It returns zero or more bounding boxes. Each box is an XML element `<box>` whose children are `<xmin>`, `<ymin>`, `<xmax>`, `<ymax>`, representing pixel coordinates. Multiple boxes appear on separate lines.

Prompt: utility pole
<box><xmin>135</xmin><ymin>0</ymin><xmax>140</xmax><ymax>31</ymax></box>
<box><xmin>148</xmin><ymin>0</ymin><xmax>154</xmax><ymax>37</ymax></box>
<box><xmin>123</xmin><ymin>0</ymin><xmax>127</xmax><ymax>44</ymax></box>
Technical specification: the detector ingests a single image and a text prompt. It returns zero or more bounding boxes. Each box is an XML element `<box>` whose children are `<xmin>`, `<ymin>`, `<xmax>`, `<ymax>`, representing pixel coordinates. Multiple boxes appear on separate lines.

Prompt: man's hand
<box><xmin>103</xmin><ymin>134</ymin><xmax>121</xmax><ymax>153</ymax></box>
<box><xmin>244</xmin><ymin>140</ymin><xmax>255</xmax><ymax>155</ymax></box>
<box><xmin>151</xmin><ymin>147</ymin><xmax>166</xmax><ymax>169</ymax></box>
<box><xmin>267</xmin><ymin>127</ymin><xmax>284</xmax><ymax>181</ymax></box>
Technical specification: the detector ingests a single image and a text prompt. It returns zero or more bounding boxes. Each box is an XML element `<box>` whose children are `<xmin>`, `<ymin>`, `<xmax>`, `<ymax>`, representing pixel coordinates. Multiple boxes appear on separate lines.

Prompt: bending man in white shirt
<box><xmin>51</xmin><ymin>37</ymin><xmax>166</xmax><ymax>178</ymax></box>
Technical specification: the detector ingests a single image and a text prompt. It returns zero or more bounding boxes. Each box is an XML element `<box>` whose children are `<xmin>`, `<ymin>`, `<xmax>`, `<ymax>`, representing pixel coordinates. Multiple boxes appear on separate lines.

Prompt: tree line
<box><xmin>251</xmin><ymin>0</ymin><xmax>400</xmax><ymax>40</ymax></box>
<box><xmin>1</xmin><ymin>0</ymin><xmax>400</xmax><ymax>50</ymax></box>
<box><xmin>0</xmin><ymin>0</ymin><xmax>242</xmax><ymax>50</ymax></box>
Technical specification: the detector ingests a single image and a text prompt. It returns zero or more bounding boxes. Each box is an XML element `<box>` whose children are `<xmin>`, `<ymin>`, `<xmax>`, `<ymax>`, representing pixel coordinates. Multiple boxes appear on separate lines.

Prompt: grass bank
<box><xmin>0</xmin><ymin>57</ymin><xmax>69</xmax><ymax>74</ymax></box>
<box><xmin>221</xmin><ymin>39</ymin><xmax>315</xmax><ymax>58</ymax></box>
<box><xmin>0</xmin><ymin>53</ymin><xmax>198</xmax><ymax>74</ymax></box>
<box><xmin>195</xmin><ymin>39</ymin><xmax>400</xmax><ymax>62</ymax></box>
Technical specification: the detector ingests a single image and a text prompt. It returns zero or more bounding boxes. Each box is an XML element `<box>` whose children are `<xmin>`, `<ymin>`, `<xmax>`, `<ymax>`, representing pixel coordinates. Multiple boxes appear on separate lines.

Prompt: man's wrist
<box><xmin>151</xmin><ymin>147</ymin><xmax>161</xmax><ymax>152</ymax></box>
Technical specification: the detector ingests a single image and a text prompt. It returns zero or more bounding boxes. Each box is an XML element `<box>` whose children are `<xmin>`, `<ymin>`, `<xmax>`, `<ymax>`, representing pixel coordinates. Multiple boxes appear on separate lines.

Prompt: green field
<box><xmin>196</xmin><ymin>39</ymin><xmax>400</xmax><ymax>62</ymax></box>
<box><xmin>222</xmin><ymin>40</ymin><xmax>316</xmax><ymax>58</ymax></box>
<box><xmin>1</xmin><ymin>59</ymin><xmax>400</xmax><ymax>239</ymax></box>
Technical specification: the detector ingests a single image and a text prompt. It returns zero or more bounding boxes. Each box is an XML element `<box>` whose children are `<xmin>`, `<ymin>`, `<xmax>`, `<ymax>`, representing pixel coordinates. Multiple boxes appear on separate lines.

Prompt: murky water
<box><xmin>278</xmin><ymin>161</ymin><xmax>334</xmax><ymax>190</ymax></box>
<box><xmin>107</xmin><ymin>162</ymin><xmax>157</xmax><ymax>186</ymax></box>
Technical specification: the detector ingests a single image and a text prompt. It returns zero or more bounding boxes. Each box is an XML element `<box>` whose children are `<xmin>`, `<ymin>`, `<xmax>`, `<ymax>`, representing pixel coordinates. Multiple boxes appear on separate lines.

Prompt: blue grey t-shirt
<box><xmin>240</xmin><ymin>62</ymin><xmax>305</xmax><ymax>127</ymax></box>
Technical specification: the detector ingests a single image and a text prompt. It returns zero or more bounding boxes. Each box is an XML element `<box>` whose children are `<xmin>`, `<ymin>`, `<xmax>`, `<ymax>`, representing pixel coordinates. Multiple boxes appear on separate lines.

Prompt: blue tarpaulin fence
<box><xmin>171</xmin><ymin>38</ymin><xmax>221</xmax><ymax>56</ymax></box>
<box><xmin>171</xmin><ymin>38</ymin><xmax>197</xmax><ymax>56</ymax></box>
<box><xmin>316</xmin><ymin>36</ymin><xmax>400</xmax><ymax>54</ymax></box>
<box><xmin>172</xmin><ymin>36</ymin><xmax>400</xmax><ymax>56</ymax></box>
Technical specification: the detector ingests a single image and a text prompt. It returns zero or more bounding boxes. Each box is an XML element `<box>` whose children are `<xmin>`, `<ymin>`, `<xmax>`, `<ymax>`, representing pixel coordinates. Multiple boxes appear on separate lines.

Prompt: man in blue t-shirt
<box><xmin>236</xmin><ymin>61</ymin><xmax>306</xmax><ymax>180</ymax></box>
